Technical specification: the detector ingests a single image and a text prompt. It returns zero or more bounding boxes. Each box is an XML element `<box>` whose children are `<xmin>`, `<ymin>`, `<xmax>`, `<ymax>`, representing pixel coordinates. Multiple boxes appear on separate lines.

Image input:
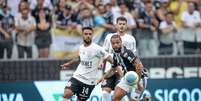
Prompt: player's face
<box><xmin>116</xmin><ymin>20</ymin><xmax>127</xmax><ymax>33</ymax></box>
<box><xmin>83</xmin><ymin>29</ymin><xmax>93</xmax><ymax>45</ymax></box>
<box><xmin>111</xmin><ymin>38</ymin><xmax>122</xmax><ymax>53</ymax></box>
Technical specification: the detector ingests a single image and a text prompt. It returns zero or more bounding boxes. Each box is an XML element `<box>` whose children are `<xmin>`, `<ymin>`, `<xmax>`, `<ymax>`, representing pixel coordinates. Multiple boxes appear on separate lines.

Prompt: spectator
<box><xmin>155</xmin><ymin>1</ymin><xmax>169</xmax><ymax>24</ymax></box>
<box><xmin>55</xmin><ymin>0</ymin><xmax>66</xmax><ymax>15</ymax></box>
<box><xmin>94</xmin><ymin>4</ymin><xmax>114</xmax><ymax>32</ymax></box>
<box><xmin>110</xmin><ymin>0</ymin><xmax>120</xmax><ymax>15</ymax></box>
<box><xmin>159</xmin><ymin>12</ymin><xmax>177</xmax><ymax>55</ymax></box>
<box><xmin>0</xmin><ymin>5</ymin><xmax>15</xmax><ymax>59</ymax></box>
<box><xmin>55</xmin><ymin>4</ymin><xmax>74</xmax><ymax>29</ymax></box>
<box><xmin>113</xmin><ymin>3</ymin><xmax>136</xmax><ymax>34</ymax></box>
<box><xmin>0</xmin><ymin>0</ymin><xmax>5</xmax><ymax>9</ymax></box>
<box><xmin>30</xmin><ymin>0</ymin><xmax>53</xmax><ymax>10</ymax></box>
<box><xmin>17</xmin><ymin>1</ymin><xmax>30</xmax><ymax>15</ymax></box>
<box><xmin>35</xmin><ymin>8</ymin><xmax>52</xmax><ymax>58</ymax></box>
<box><xmin>181</xmin><ymin>2</ymin><xmax>201</xmax><ymax>54</ymax></box>
<box><xmin>7</xmin><ymin>0</ymin><xmax>27</xmax><ymax>17</ymax></box>
<box><xmin>94</xmin><ymin>3</ymin><xmax>114</xmax><ymax>44</ymax></box>
<box><xmin>77</xmin><ymin>8</ymin><xmax>94</xmax><ymax>28</ymax></box>
<box><xmin>137</xmin><ymin>1</ymin><xmax>159</xmax><ymax>57</ymax></box>
<box><xmin>168</xmin><ymin>0</ymin><xmax>188</xmax><ymax>28</ymax></box>
<box><xmin>15</xmin><ymin>6</ymin><xmax>36</xmax><ymax>58</ymax></box>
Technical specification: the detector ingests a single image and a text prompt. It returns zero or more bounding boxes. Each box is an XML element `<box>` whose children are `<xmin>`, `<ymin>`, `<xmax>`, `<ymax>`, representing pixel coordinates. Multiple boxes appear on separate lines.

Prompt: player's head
<box><xmin>82</xmin><ymin>27</ymin><xmax>93</xmax><ymax>45</ymax></box>
<box><xmin>110</xmin><ymin>34</ymin><xmax>122</xmax><ymax>53</ymax></box>
<box><xmin>116</xmin><ymin>16</ymin><xmax>127</xmax><ymax>33</ymax></box>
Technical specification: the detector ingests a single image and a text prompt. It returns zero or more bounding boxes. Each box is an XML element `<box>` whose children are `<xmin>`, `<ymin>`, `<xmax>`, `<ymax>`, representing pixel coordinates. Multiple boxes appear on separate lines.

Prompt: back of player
<box><xmin>101</xmin><ymin>16</ymin><xmax>137</xmax><ymax>101</ymax></box>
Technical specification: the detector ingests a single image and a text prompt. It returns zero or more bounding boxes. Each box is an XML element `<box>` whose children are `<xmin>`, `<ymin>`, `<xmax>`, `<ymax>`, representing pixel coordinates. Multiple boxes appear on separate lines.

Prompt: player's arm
<box><xmin>132</xmin><ymin>57</ymin><xmax>144</xmax><ymax>92</ymax></box>
<box><xmin>60</xmin><ymin>56</ymin><xmax>80</xmax><ymax>69</ymax></box>
<box><xmin>97</xmin><ymin>66</ymin><xmax>123</xmax><ymax>84</ymax></box>
<box><xmin>123</xmin><ymin>50</ymin><xmax>144</xmax><ymax>91</ymax></box>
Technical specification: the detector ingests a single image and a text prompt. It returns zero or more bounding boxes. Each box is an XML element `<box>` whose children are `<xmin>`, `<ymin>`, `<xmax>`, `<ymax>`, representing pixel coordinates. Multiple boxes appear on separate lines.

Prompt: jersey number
<box><xmin>82</xmin><ymin>87</ymin><xmax>89</xmax><ymax>94</ymax></box>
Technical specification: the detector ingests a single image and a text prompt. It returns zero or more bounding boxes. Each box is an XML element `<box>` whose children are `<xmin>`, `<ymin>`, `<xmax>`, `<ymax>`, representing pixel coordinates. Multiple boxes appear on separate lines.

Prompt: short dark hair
<box><xmin>165</xmin><ymin>11</ymin><xmax>174</xmax><ymax>16</ymax></box>
<box><xmin>116</xmin><ymin>16</ymin><xmax>127</xmax><ymax>23</ymax></box>
<box><xmin>82</xmin><ymin>27</ymin><xmax>93</xmax><ymax>32</ymax></box>
<box><xmin>110</xmin><ymin>34</ymin><xmax>122</xmax><ymax>42</ymax></box>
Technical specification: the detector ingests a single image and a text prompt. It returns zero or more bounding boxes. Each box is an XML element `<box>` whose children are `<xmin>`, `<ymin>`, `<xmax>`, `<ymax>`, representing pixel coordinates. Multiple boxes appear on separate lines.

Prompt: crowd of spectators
<box><xmin>0</xmin><ymin>0</ymin><xmax>201</xmax><ymax>59</ymax></box>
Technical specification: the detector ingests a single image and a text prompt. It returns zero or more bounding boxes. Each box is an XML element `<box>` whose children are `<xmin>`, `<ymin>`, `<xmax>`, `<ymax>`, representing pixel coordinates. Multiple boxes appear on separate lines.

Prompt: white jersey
<box><xmin>103</xmin><ymin>33</ymin><xmax>136</xmax><ymax>54</ymax></box>
<box><xmin>103</xmin><ymin>33</ymin><xmax>136</xmax><ymax>72</ymax></box>
<box><xmin>73</xmin><ymin>43</ymin><xmax>109</xmax><ymax>85</ymax></box>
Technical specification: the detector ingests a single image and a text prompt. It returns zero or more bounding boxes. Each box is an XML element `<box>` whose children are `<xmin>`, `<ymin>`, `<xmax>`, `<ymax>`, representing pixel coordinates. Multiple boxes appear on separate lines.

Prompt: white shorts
<box><xmin>116</xmin><ymin>77</ymin><xmax>148</xmax><ymax>100</ymax></box>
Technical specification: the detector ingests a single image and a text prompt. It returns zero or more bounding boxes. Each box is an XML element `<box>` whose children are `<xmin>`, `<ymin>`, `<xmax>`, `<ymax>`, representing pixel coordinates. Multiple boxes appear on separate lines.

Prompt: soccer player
<box><xmin>101</xmin><ymin>16</ymin><xmax>136</xmax><ymax>101</ymax></box>
<box><xmin>60</xmin><ymin>27</ymin><xmax>113</xmax><ymax>101</ymax></box>
<box><xmin>100</xmin><ymin>34</ymin><xmax>148</xmax><ymax>101</ymax></box>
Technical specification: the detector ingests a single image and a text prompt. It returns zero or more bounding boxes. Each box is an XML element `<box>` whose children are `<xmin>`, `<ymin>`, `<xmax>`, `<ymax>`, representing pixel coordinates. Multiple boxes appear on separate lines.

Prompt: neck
<box><xmin>84</xmin><ymin>42</ymin><xmax>91</xmax><ymax>47</ymax></box>
<box><xmin>117</xmin><ymin>31</ymin><xmax>125</xmax><ymax>36</ymax></box>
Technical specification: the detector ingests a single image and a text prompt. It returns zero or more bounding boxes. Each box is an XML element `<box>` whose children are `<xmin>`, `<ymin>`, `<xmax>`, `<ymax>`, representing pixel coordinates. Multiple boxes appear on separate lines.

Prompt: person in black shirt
<box><xmin>99</xmin><ymin>34</ymin><xmax>148</xmax><ymax>101</ymax></box>
<box><xmin>31</xmin><ymin>0</ymin><xmax>52</xmax><ymax>58</ymax></box>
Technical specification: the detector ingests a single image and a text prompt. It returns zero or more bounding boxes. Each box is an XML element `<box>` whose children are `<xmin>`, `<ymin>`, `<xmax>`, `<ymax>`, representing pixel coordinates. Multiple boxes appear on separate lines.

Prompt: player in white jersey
<box><xmin>60</xmin><ymin>27</ymin><xmax>113</xmax><ymax>101</ymax></box>
<box><xmin>101</xmin><ymin>16</ymin><xmax>137</xmax><ymax>101</ymax></box>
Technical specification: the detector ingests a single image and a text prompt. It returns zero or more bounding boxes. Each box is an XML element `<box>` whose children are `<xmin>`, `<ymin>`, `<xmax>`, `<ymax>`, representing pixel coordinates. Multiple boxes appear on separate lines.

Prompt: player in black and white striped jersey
<box><xmin>101</xmin><ymin>16</ymin><xmax>137</xmax><ymax>101</ymax></box>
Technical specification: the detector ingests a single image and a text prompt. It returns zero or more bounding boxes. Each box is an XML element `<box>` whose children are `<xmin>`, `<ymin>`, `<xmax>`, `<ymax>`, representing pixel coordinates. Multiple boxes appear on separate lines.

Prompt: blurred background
<box><xmin>0</xmin><ymin>0</ymin><xmax>201</xmax><ymax>101</ymax></box>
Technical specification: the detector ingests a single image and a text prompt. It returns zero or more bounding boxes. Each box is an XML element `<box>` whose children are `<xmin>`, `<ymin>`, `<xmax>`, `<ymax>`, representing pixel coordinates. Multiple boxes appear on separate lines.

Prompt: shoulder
<box><xmin>124</xmin><ymin>47</ymin><xmax>135</xmax><ymax>55</ymax></box>
<box><xmin>106</xmin><ymin>33</ymin><xmax>116</xmax><ymax>39</ymax></box>
<box><xmin>194</xmin><ymin>11</ymin><xmax>200</xmax><ymax>16</ymax></box>
<box><xmin>104</xmin><ymin>33</ymin><xmax>116</xmax><ymax>42</ymax></box>
<box><xmin>91</xmin><ymin>43</ymin><xmax>104</xmax><ymax>50</ymax></box>
<box><xmin>122</xmin><ymin>47</ymin><xmax>137</xmax><ymax>62</ymax></box>
<box><xmin>124</xmin><ymin>34</ymin><xmax>136</xmax><ymax>40</ymax></box>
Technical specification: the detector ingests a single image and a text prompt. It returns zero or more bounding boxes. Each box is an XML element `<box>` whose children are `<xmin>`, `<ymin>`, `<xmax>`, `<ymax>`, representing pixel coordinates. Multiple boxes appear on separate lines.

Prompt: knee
<box><xmin>63</xmin><ymin>89</ymin><xmax>73</xmax><ymax>99</ymax></box>
<box><xmin>112</xmin><ymin>95</ymin><xmax>121</xmax><ymax>101</ymax></box>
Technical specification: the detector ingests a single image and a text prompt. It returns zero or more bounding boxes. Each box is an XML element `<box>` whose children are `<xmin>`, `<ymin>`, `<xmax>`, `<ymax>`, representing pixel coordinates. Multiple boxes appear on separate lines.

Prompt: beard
<box><xmin>84</xmin><ymin>38</ymin><xmax>92</xmax><ymax>45</ymax></box>
<box><xmin>113</xmin><ymin>47</ymin><xmax>121</xmax><ymax>53</ymax></box>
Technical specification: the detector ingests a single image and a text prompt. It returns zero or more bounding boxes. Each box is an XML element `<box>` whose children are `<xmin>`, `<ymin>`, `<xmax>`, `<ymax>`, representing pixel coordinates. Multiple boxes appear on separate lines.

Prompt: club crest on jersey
<box><xmin>128</xmin><ymin>56</ymin><xmax>132</xmax><ymax>62</ymax></box>
<box><xmin>123</xmin><ymin>52</ymin><xmax>128</xmax><ymax>58</ymax></box>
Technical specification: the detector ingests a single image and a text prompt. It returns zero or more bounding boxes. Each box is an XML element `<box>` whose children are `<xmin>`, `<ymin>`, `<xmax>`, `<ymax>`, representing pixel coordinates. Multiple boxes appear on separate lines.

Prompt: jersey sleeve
<box><xmin>129</xmin><ymin>35</ymin><xmax>137</xmax><ymax>53</ymax></box>
<box><xmin>96</xmin><ymin>45</ymin><xmax>110</xmax><ymax>59</ymax></box>
<box><xmin>121</xmin><ymin>49</ymin><xmax>137</xmax><ymax>63</ymax></box>
<box><xmin>103</xmin><ymin>34</ymin><xmax>111</xmax><ymax>51</ymax></box>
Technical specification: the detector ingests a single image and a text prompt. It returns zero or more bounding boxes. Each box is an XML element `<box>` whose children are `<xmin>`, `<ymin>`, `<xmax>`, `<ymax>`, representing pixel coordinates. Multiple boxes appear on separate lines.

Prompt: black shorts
<box><xmin>35</xmin><ymin>30</ymin><xmax>52</xmax><ymax>49</ymax></box>
<box><xmin>101</xmin><ymin>74</ymin><xmax>121</xmax><ymax>90</ymax></box>
<box><xmin>65</xmin><ymin>77</ymin><xmax>95</xmax><ymax>101</ymax></box>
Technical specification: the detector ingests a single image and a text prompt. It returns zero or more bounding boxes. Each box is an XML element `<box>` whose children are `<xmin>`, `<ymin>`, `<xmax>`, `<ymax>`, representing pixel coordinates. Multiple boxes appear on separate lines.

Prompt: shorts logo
<box><xmin>66</xmin><ymin>81</ymin><xmax>72</xmax><ymax>87</ymax></box>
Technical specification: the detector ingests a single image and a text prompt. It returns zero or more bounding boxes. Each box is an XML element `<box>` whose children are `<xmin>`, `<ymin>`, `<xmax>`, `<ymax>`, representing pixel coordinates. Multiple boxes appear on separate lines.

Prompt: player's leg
<box><xmin>112</xmin><ymin>87</ymin><xmax>127</xmax><ymax>101</ymax></box>
<box><xmin>63</xmin><ymin>77</ymin><xmax>79</xmax><ymax>101</ymax></box>
<box><xmin>101</xmin><ymin>74</ymin><xmax>118</xmax><ymax>101</ymax></box>
<box><xmin>63</xmin><ymin>88</ymin><xmax>74</xmax><ymax>101</ymax></box>
<box><xmin>77</xmin><ymin>83</ymin><xmax>95</xmax><ymax>101</ymax></box>
<box><xmin>102</xmin><ymin>87</ymin><xmax>112</xmax><ymax>101</ymax></box>
<box><xmin>112</xmin><ymin>78</ymin><xmax>132</xmax><ymax>101</ymax></box>
<box><xmin>130</xmin><ymin>77</ymin><xmax>148</xmax><ymax>101</ymax></box>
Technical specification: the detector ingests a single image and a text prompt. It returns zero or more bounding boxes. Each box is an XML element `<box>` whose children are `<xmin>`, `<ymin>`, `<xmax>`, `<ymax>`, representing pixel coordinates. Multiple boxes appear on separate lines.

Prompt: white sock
<box><xmin>102</xmin><ymin>90</ymin><xmax>111</xmax><ymax>101</ymax></box>
<box><xmin>62</xmin><ymin>98</ymin><xmax>69</xmax><ymax>101</ymax></box>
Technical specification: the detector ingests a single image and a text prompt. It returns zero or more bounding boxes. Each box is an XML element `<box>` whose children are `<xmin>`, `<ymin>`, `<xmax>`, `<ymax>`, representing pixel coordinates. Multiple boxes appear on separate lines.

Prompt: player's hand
<box><xmin>96</xmin><ymin>77</ymin><xmax>105</xmax><ymax>84</ymax></box>
<box><xmin>98</xmin><ymin>62</ymin><xmax>104</xmax><ymax>69</ymax></box>
<box><xmin>60</xmin><ymin>63</ymin><xmax>70</xmax><ymax>69</ymax></box>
